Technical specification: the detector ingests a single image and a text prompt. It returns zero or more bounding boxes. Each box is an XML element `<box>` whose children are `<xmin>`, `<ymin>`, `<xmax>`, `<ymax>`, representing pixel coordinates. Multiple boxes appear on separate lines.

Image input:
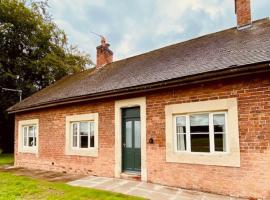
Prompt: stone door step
<box><xmin>120</xmin><ymin>172</ymin><xmax>141</xmax><ymax>181</ymax></box>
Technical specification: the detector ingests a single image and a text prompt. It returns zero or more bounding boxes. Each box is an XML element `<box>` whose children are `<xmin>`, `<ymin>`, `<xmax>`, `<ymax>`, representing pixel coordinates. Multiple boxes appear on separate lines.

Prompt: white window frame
<box><xmin>165</xmin><ymin>98</ymin><xmax>240</xmax><ymax>167</ymax></box>
<box><xmin>70</xmin><ymin>121</ymin><xmax>95</xmax><ymax>150</ymax></box>
<box><xmin>65</xmin><ymin>113</ymin><xmax>98</xmax><ymax>157</ymax></box>
<box><xmin>18</xmin><ymin>119</ymin><xmax>39</xmax><ymax>154</ymax></box>
<box><xmin>22</xmin><ymin>124</ymin><xmax>37</xmax><ymax>148</ymax></box>
<box><xmin>173</xmin><ymin>112</ymin><xmax>228</xmax><ymax>155</ymax></box>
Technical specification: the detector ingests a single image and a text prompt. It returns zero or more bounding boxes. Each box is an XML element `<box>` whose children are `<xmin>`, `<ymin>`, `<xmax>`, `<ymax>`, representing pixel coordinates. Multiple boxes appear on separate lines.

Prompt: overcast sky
<box><xmin>48</xmin><ymin>0</ymin><xmax>270</xmax><ymax>63</ymax></box>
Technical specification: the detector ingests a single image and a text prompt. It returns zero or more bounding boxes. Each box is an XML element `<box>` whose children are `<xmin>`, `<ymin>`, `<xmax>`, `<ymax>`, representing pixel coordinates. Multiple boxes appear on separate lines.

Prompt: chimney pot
<box><xmin>96</xmin><ymin>37</ymin><xmax>113</xmax><ymax>68</ymax></box>
<box><xmin>235</xmin><ymin>0</ymin><xmax>252</xmax><ymax>29</ymax></box>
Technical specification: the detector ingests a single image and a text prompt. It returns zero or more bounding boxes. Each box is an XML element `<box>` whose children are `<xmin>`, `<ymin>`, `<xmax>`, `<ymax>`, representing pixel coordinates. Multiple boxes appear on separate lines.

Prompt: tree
<box><xmin>0</xmin><ymin>0</ymin><xmax>92</xmax><ymax>152</ymax></box>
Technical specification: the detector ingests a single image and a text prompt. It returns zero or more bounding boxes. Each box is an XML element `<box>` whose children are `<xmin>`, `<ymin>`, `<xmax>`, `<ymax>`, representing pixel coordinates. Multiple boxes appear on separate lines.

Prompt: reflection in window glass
<box><xmin>33</xmin><ymin>126</ymin><xmax>36</xmax><ymax>146</ymax></box>
<box><xmin>71</xmin><ymin>121</ymin><xmax>95</xmax><ymax>149</ymax></box>
<box><xmin>214</xmin><ymin>114</ymin><xmax>226</xmax><ymax>152</ymax></box>
<box><xmin>190</xmin><ymin>114</ymin><xmax>210</xmax><ymax>152</ymax></box>
<box><xmin>80</xmin><ymin>122</ymin><xmax>89</xmax><ymax>148</ymax></box>
<box><xmin>176</xmin><ymin>116</ymin><xmax>186</xmax><ymax>151</ymax></box>
<box><xmin>214</xmin><ymin>134</ymin><xmax>226</xmax><ymax>152</ymax></box>
<box><xmin>28</xmin><ymin>126</ymin><xmax>34</xmax><ymax>146</ymax></box>
<box><xmin>22</xmin><ymin>125</ymin><xmax>37</xmax><ymax>148</ymax></box>
<box><xmin>23</xmin><ymin>126</ymin><xmax>28</xmax><ymax>146</ymax></box>
<box><xmin>191</xmin><ymin>134</ymin><xmax>210</xmax><ymax>152</ymax></box>
<box><xmin>72</xmin><ymin>123</ymin><xmax>78</xmax><ymax>147</ymax></box>
<box><xmin>90</xmin><ymin>122</ymin><xmax>95</xmax><ymax>148</ymax></box>
<box><xmin>125</xmin><ymin>121</ymin><xmax>132</xmax><ymax>148</ymax></box>
<box><xmin>174</xmin><ymin>112</ymin><xmax>227</xmax><ymax>153</ymax></box>
<box><xmin>134</xmin><ymin>121</ymin><xmax>141</xmax><ymax>148</ymax></box>
<box><xmin>190</xmin><ymin>114</ymin><xmax>209</xmax><ymax>133</ymax></box>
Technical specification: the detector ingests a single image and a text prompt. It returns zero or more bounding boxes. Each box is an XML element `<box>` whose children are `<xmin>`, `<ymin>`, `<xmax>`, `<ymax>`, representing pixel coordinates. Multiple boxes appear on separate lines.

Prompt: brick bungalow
<box><xmin>8</xmin><ymin>0</ymin><xmax>270</xmax><ymax>199</ymax></box>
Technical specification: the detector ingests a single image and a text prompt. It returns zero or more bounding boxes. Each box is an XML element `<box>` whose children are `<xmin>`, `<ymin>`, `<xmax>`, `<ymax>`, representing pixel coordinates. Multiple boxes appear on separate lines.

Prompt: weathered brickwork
<box><xmin>15</xmin><ymin>100</ymin><xmax>115</xmax><ymax>177</ymax></box>
<box><xmin>235</xmin><ymin>0</ymin><xmax>252</xmax><ymax>27</ymax></box>
<box><xmin>15</xmin><ymin>73</ymin><xmax>270</xmax><ymax>199</ymax></box>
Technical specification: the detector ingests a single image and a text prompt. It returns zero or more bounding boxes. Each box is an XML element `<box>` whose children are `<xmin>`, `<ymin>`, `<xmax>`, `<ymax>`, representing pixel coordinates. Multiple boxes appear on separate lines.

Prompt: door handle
<box><xmin>123</xmin><ymin>143</ymin><xmax>126</xmax><ymax>148</ymax></box>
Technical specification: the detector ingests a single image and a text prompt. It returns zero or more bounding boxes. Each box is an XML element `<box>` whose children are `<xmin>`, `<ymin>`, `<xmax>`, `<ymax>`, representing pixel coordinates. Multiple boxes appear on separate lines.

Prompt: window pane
<box><xmin>24</xmin><ymin>136</ymin><xmax>27</xmax><ymax>147</ymax></box>
<box><xmin>191</xmin><ymin>134</ymin><xmax>210</xmax><ymax>152</ymax></box>
<box><xmin>214</xmin><ymin>114</ymin><xmax>225</xmax><ymax>133</ymax></box>
<box><xmin>134</xmin><ymin>121</ymin><xmax>141</xmax><ymax>148</ymax></box>
<box><xmin>33</xmin><ymin>137</ymin><xmax>36</xmax><ymax>146</ymax></box>
<box><xmin>28</xmin><ymin>137</ymin><xmax>34</xmax><ymax>147</ymax></box>
<box><xmin>176</xmin><ymin>116</ymin><xmax>186</xmax><ymax>151</ymax></box>
<box><xmin>190</xmin><ymin>114</ymin><xmax>209</xmax><ymax>133</ymax></box>
<box><xmin>72</xmin><ymin>123</ymin><xmax>78</xmax><ymax>147</ymax></box>
<box><xmin>125</xmin><ymin>121</ymin><xmax>132</xmax><ymax>148</ymax></box>
<box><xmin>90</xmin><ymin>122</ymin><xmax>95</xmax><ymax>148</ymax></box>
<box><xmin>23</xmin><ymin>126</ymin><xmax>27</xmax><ymax>146</ymax></box>
<box><xmin>28</xmin><ymin>126</ymin><xmax>34</xmax><ymax>146</ymax></box>
<box><xmin>176</xmin><ymin>116</ymin><xmax>186</xmax><ymax>133</ymax></box>
<box><xmin>214</xmin><ymin>134</ymin><xmax>226</xmax><ymax>152</ymax></box>
<box><xmin>214</xmin><ymin>114</ymin><xmax>226</xmax><ymax>152</ymax></box>
<box><xmin>73</xmin><ymin>123</ymin><xmax>78</xmax><ymax>135</ymax></box>
<box><xmin>28</xmin><ymin>126</ymin><xmax>34</xmax><ymax>137</ymax></box>
<box><xmin>33</xmin><ymin>126</ymin><xmax>36</xmax><ymax>146</ymax></box>
<box><xmin>80</xmin><ymin>122</ymin><xmax>88</xmax><ymax>136</ymax></box>
<box><xmin>73</xmin><ymin>136</ymin><xmax>77</xmax><ymax>147</ymax></box>
<box><xmin>80</xmin><ymin>122</ymin><xmax>89</xmax><ymax>148</ymax></box>
<box><xmin>177</xmin><ymin>134</ymin><xmax>186</xmax><ymax>151</ymax></box>
<box><xmin>80</xmin><ymin>136</ymin><xmax>88</xmax><ymax>148</ymax></box>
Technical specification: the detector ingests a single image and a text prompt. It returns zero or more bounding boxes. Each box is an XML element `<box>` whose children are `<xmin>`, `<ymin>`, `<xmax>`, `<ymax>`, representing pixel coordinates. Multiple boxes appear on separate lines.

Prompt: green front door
<box><xmin>122</xmin><ymin>107</ymin><xmax>141</xmax><ymax>172</ymax></box>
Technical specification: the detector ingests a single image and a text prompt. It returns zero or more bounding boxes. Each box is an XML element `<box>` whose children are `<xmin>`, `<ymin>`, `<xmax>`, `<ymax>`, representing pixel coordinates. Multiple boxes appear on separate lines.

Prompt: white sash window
<box><xmin>174</xmin><ymin>112</ymin><xmax>227</xmax><ymax>153</ymax></box>
<box><xmin>71</xmin><ymin>121</ymin><xmax>95</xmax><ymax>149</ymax></box>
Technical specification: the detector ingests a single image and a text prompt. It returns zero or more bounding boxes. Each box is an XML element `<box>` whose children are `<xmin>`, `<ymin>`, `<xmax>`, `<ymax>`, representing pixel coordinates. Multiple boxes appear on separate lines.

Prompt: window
<box><xmin>71</xmin><ymin>121</ymin><xmax>95</xmax><ymax>149</ymax></box>
<box><xmin>166</xmin><ymin>98</ymin><xmax>240</xmax><ymax>167</ymax></box>
<box><xmin>175</xmin><ymin>112</ymin><xmax>227</xmax><ymax>153</ymax></box>
<box><xmin>22</xmin><ymin>125</ymin><xmax>37</xmax><ymax>148</ymax></box>
<box><xmin>18</xmin><ymin>119</ymin><xmax>39</xmax><ymax>154</ymax></box>
<box><xmin>65</xmin><ymin>113</ymin><xmax>98</xmax><ymax>157</ymax></box>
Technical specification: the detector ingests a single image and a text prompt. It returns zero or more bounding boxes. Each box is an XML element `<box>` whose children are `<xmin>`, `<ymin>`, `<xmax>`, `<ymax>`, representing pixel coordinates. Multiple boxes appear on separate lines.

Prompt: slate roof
<box><xmin>8</xmin><ymin>18</ymin><xmax>270</xmax><ymax>113</ymax></box>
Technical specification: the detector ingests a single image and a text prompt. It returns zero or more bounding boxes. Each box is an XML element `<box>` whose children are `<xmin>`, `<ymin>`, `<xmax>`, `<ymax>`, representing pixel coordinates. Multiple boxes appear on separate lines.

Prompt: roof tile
<box><xmin>9</xmin><ymin>18</ymin><xmax>270</xmax><ymax>112</ymax></box>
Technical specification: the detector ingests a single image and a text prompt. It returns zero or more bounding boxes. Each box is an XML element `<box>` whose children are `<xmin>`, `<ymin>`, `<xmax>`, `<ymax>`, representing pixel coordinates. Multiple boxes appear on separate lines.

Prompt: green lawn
<box><xmin>0</xmin><ymin>155</ymin><xmax>143</xmax><ymax>200</ymax></box>
<box><xmin>0</xmin><ymin>154</ymin><xmax>14</xmax><ymax>166</ymax></box>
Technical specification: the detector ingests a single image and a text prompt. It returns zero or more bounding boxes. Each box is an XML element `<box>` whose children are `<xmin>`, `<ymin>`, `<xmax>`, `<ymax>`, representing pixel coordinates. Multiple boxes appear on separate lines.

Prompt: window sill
<box><xmin>174</xmin><ymin>151</ymin><xmax>230</xmax><ymax>156</ymax></box>
<box><xmin>18</xmin><ymin>147</ymin><xmax>38</xmax><ymax>154</ymax></box>
<box><xmin>65</xmin><ymin>113</ymin><xmax>99</xmax><ymax>158</ymax></box>
<box><xmin>65</xmin><ymin>148</ymin><xmax>98</xmax><ymax>157</ymax></box>
<box><xmin>166</xmin><ymin>150</ymin><xmax>240</xmax><ymax>167</ymax></box>
<box><xmin>165</xmin><ymin>98</ymin><xmax>240</xmax><ymax>167</ymax></box>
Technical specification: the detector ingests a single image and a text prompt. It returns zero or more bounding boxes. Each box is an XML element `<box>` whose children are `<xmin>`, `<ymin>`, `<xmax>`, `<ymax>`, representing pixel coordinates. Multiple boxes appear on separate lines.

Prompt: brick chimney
<box><xmin>96</xmin><ymin>37</ymin><xmax>113</xmax><ymax>68</ymax></box>
<box><xmin>235</xmin><ymin>0</ymin><xmax>252</xmax><ymax>29</ymax></box>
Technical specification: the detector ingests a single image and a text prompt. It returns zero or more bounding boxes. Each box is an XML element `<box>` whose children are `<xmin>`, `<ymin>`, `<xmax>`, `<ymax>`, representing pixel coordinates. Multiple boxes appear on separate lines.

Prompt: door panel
<box><xmin>133</xmin><ymin>120</ymin><xmax>141</xmax><ymax>171</ymax></box>
<box><xmin>125</xmin><ymin>121</ymin><xmax>132</xmax><ymax>148</ymax></box>
<box><xmin>134</xmin><ymin>121</ymin><xmax>141</xmax><ymax>148</ymax></box>
<box><xmin>122</xmin><ymin>107</ymin><xmax>141</xmax><ymax>172</ymax></box>
<box><xmin>123</xmin><ymin>120</ymin><xmax>134</xmax><ymax>171</ymax></box>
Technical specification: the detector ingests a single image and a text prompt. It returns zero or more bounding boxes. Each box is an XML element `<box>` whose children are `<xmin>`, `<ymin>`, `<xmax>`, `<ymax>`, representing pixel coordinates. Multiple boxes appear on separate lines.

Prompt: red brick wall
<box><xmin>15</xmin><ymin>100</ymin><xmax>115</xmax><ymax>177</ymax></box>
<box><xmin>15</xmin><ymin>73</ymin><xmax>270</xmax><ymax>198</ymax></box>
<box><xmin>235</xmin><ymin>0</ymin><xmax>251</xmax><ymax>27</ymax></box>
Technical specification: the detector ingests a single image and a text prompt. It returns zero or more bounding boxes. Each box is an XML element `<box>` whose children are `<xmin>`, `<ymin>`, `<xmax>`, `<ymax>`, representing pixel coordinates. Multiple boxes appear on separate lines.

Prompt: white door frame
<box><xmin>114</xmin><ymin>97</ymin><xmax>147</xmax><ymax>181</ymax></box>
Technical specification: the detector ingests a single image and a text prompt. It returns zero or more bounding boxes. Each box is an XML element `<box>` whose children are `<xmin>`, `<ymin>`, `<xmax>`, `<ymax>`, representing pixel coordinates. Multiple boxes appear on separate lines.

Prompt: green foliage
<box><xmin>0</xmin><ymin>172</ymin><xmax>144</xmax><ymax>200</ymax></box>
<box><xmin>0</xmin><ymin>0</ymin><xmax>92</xmax><ymax>152</ymax></box>
<box><xmin>0</xmin><ymin>0</ymin><xmax>91</xmax><ymax>97</ymax></box>
<box><xmin>0</xmin><ymin>154</ymin><xmax>14</xmax><ymax>165</ymax></box>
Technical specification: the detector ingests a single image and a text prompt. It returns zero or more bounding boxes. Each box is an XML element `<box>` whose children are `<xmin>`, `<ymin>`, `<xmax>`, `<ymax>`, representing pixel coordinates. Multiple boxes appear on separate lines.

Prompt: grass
<box><xmin>0</xmin><ymin>155</ymin><xmax>144</xmax><ymax>200</ymax></box>
<box><xmin>0</xmin><ymin>172</ymin><xmax>144</xmax><ymax>200</ymax></box>
<box><xmin>0</xmin><ymin>154</ymin><xmax>14</xmax><ymax>166</ymax></box>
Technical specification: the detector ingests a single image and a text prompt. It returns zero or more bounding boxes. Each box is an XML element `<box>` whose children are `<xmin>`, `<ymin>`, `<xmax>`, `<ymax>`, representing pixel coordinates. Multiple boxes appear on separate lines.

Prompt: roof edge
<box><xmin>108</xmin><ymin>18</ymin><xmax>270</xmax><ymax>66</ymax></box>
<box><xmin>8</xmin><ymin>61</ymin><xmax>270</xmax><ymax>114</ymax></box>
